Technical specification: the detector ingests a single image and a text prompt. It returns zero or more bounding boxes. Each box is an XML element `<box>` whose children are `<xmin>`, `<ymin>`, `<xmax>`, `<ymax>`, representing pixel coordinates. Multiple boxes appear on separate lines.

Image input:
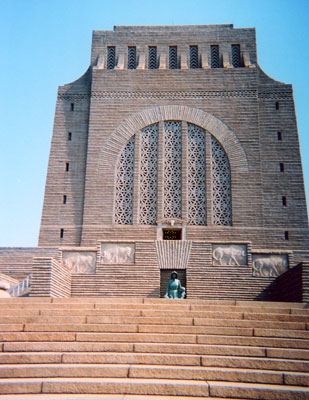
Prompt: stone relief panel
<box><xmin>212</xmin><ymin>244</ymin><xmax>247</xmax><ymax>266</ymax></box>
<box><xmin>101</xmin><ymin>243</ymin><xmax>135</xmax><ymax>264</ymax></box>
<box><xmin>252</xmin><ymin>254</ymin><xmax>288</xmax><ymax>277</ymax></box>
<box><xmin>62</xmin><ymin>252</ymin><xmax>96</xmax><ymax>274</ymax></box>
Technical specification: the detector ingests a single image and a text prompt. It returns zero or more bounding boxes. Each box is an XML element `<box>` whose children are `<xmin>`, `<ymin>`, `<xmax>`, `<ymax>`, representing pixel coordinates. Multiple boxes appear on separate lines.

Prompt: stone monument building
<box><xmin>1</xmin><ymin>25</ymin><xmax>309</xmax><ymax>299</ymax></box>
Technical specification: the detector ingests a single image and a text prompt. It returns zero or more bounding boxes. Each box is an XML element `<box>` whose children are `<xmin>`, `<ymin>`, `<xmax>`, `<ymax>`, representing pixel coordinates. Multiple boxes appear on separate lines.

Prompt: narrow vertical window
<box><xmin>169</xmin><ymin>46</ymin><xmax>178</xmax><ymax>69</ymax></box>
<box><xmin>148</xmin><ymin>46</ymin><xmax>157</xmax><ymax>69</ymax></box>
<box><xmin>63</xmin><ymin>195</ymin><xmax>67</xmax><ymax>204</ymax></box>
<box><xmin>211</xmin><ymin>45</ymin><xmax>220</xmax><ymax>68</ymax></box>
<box><xmin>277</xmin><ymin>131</ymin><xmax>282</xmax><ymax>141</ymax></box>
<box><xmin>282</xmin><ymin>196</ymin><xmax>287</xmax><ymax>206</ymax></box>
<box><xmin>70</xmin><ymin>103</ymin><xmax>74</xmax><ymax>111</ymax></box>
<box><xmin>60</xmin><ymin>228</ymin><xmax>64</xmax><ymax>239</ymax></box>
<box><xmin>187</xmin><ymin>124</ymin><xmax>206</xmax><ymax>225</ymax></box>
<box><xmin>114</xmin><ymin>136</ymin><xmax>135</xmax><ymax>224</ymax></box>
<box><xmin>139</xmin><ymin>124</ymin><xmax>158</xmax><ymax>224</ymax></box>
<box><xmin>284</xmin><ymin>231</ymin><xmax>289</xmax><ymax>240</ymax></box>
<box><xmin>231</xmin><ymin>44</ymin><xmax>241</xmax><ymax>67</ymax></box>
<box><xmin>189</xmin><ymin>45</ymin><xmax>199</xmax><ymax>69</ymax></box>
<box><xmin>128</xmin><ymin>46</ymin><xmax>137</xmax><ymax>69</ymax></box>
<box><xmin>107</xmin><ymin>46</ymin><xmax>116</xmax><ymax>69</ymax></box>
<box><xmin>164</xmin><ymin>121</ymin><xmax>182</xmax><ymax>218</ymax></box>
<box><xmin>280</xmin><ymin>162</ymin><xmax>284</xmax><ymax>172</ymax></box>
<box><xmin>65</xmin><ymin>162</ymin><xmax>70</xmax><ymax>172</ymax></box>
<box><xmin>211</xmin><ymin>136</ymin><xmax>232</xmax><ymax>226</ymax></box>
<box><xmin>68</xmin><ymin>132</ymin><xmax>72</xmax><ymax>141</ymax></box>
<box><xmin>276</xmin><ymin>102</ymin><xmax>280</xmax><ymax>110</ymax></box>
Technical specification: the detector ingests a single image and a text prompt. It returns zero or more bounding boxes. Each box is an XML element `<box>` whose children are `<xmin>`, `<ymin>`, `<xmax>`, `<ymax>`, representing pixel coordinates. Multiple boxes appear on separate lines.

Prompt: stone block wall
<box><xmin>31</xmin><ymin>257</ymin><xmax>71</xmax><ymax>297</ymax></box>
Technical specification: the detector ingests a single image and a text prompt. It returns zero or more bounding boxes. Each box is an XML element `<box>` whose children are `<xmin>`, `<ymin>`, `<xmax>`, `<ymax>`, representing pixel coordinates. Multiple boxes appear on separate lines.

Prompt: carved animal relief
<box><xmin>212</xmin><ymin>244</ymin><xmax>247</xmax><ymax>266</ymax></box>
<box><xmin>252</xmin><ymin>254</ymin><xmax>288</xmax><ymax>277</ymax></box>
<box><xmin>101</xmin><ymin>243</ymin><xmax>135</xmax><ymax>264</ymax></box>
<box><xmin>62</xmin><ymin>252</ymin><xmax>96</xmax><ymax>274</ymax></box>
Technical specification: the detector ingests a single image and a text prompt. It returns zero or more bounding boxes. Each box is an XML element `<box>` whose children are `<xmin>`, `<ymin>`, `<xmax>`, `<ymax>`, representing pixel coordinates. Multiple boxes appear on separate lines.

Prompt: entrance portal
<box><xmin>160</xmin><ymin>269</ymin><xmax>186</xmax><ymax>298</ymax></box>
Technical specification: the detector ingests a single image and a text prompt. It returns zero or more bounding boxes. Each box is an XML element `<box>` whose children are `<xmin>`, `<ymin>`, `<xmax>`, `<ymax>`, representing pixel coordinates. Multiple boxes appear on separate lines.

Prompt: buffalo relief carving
<box><xmin>101</xmin><ymin>243</ymin><xmax>135</xmax><ymax>264</ymax></box>
<box><xmin>62</xmin><ymin>252</ymin><xmax>96</xmax><ymax>274</ymax></box>
<box><xmin>252</xmin><ymin>254</ymin><xmax>288</xmax><ymax>277</ymax></box>
<box><xmin>213</xmin><ymin>244</ymin><xmax>247</xmax><ymax>266</ymax></box>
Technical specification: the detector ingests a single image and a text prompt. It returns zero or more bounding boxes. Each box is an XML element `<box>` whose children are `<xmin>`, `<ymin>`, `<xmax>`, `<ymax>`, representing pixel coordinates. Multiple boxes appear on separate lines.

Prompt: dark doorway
<box><xmin>163</xmin><ymin>229</ymin><xmax>182</xmax><ymax>240</ymax></box>
<box><xmin>160</xmin><ymin>269</ymin><xmax>187</xmax><ymax>298</ymax></box>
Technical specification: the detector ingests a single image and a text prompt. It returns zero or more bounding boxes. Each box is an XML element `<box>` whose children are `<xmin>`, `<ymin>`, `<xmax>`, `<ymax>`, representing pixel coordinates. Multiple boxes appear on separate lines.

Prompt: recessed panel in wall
<box><xmin>252</xmin><ymin>254</ymin><xmax>288</xmax><ymax>277</ymax></box>
<box><xmin>212</xmin><ymin>244</ymin><xmax>247</xmax><ymax>266</ymax></box>
<box><xmin>62</xmin><ymin>252</ymin><xmax>96</xmax><ymax>274</ymax></box>
<box><xmin>101</xmin><ymin>243</ymin><xmax>135</xmax><ymax>264</ymax></box>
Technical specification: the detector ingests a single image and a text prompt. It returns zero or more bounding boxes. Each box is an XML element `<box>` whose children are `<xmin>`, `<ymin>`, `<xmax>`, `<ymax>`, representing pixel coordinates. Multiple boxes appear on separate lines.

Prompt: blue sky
<box><xmin>1</xmin><ymin>0</ymin><xmax>309</xmax><ymax>246</ymax></box>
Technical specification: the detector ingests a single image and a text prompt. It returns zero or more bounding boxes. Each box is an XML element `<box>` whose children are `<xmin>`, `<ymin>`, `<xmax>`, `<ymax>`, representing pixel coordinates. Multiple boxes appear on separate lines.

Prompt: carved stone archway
<box><xmin>98</xmin><ymin>105</ymin><xmax>249</xmax><ymax>175</ymax></box>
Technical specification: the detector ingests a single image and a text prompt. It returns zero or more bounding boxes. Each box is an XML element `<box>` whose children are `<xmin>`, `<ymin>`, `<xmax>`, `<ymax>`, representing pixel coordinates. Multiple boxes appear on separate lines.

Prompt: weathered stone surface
<box><xmin>129</xmin><ymin>365</ymin><xmax>283</xmax><ymax>384</ymax></box>
<box><xmin>0</xmin><ymin>365</ymin><xmax>129</xmax><ymax>378</ymax></box>
<box><xmin>76</xmin><ymin>332</ymin><xmax>197</xmax><ymax>344</ymax></box>
<box><xmin>134</xmin><ymin>343</ymin><xmax>266</xmax><ymax>357</ymax></box>
<box><xmin>209</xmin><ymin>381</ymin><xmax>309</xmax><ymax>399</ymax></box>
<box><xmin>4</xmin><ymin>342</ymin><xmax>134</xmax><ymax>353</ymax></box>
<box><xmin>62</xmin><ymin>352</ymin><xmax>201</xmax><ymax>366</ymax></box>
<box><xmin>0</xmin><ymin>379</ymin><xmax>42</xmax><ymax>394</ymax></box>
<box><xmin>0</xmin><ymin>352</ymin><xmax>62</xmax><ymax>364</ymax></box>
<box><xmin>41</xmin><ymin>378</ymin><xmax>209</xmax><ymax>396</ymax></box>
<box><xmin>201</xmin><ymin>355</ymin><xmax>309</xmax><ymax>372</ymax></box>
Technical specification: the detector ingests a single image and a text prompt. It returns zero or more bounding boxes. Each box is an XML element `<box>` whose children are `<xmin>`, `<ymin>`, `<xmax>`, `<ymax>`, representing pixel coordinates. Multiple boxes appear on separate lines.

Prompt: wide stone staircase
<box><xmin>0</xmin><ymin>298</ymin><xmax>308</xmax><ymax>399</ymax></box>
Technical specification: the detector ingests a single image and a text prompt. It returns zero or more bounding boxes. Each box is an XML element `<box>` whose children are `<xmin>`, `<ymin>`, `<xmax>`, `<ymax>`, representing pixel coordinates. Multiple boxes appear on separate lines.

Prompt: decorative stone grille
<box><xmin>139</xmin><ymin>124</ymin><xmax>159</xmax><ymax>224</ymax></box>
<box><xmin>211</xmin><ymin>136</ymin><xmax>232</xmax><ymax>225</ymax></box>
<box><xmin>128</xmin><ymin>46</ymin><xmax>136</xmax><ymax>69</ymax></box>
<box><xmin>187</xmin><ymin>123</ymin><xmax>207</xmax><ymax>225</ymax></box>
<box><xmin>107</xmin><ymin>46</ymin><xmax>116</xmax><ymax>70</ymax></box>
<box><xmin>231</xmin><ymin>44</ymin><xmax>241</xmax><ymax>68</ymax></box>
<box><xmin>164</xmin><ymin>121</ymin><xmax>182</xmax><ymax>218</ymax></box>
<box><xmin>211</xmin><ymin>45</ymin><xmax>220</xmax><ymax>68</ymax></box>
<box><xmin>148</xmin><ymin>46</ymin><xmax>157</xmax><ymax>69</ymax></box>
<box><xmin>169</xmin><ymin>46</ymin><xmax>178</xmax><ymax>69</ymax></box>
<box><xmin>114</xmin><ymin>136</ymin><xmax>135</xmax><ymax>224</ymax></box>
<box><xmin>189</xmin><ymin>45</ymin><xmax>199</xmax><ymax>69</ymax></box>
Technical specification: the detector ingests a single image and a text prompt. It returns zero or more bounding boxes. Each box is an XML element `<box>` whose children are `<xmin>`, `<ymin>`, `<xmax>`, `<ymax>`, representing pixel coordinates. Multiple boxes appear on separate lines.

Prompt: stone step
<box><xmin>0</xmin><ymin>395</ymin><xmax>241</xmax><ymax>400</ymax></box>
<box><xmin>1</xmin><ymin>352</ymin><xmax>308</xmax><ymax>372</ymax></box>
<box><xmin>3</xmin><ymin>341</ymin><xmax>268</xmax><ymax>357</ymax></box>
<box><xmin>1</xmin><ymin>377</ymin><xmax>309</xmax><ymax>398</ymax></box>
<box><xmin>0</xmin><ymin>315</ymin><xmax>307</xmax><ymax>331</ymax></box>
<box><xmin>20</xmin><ymin>322</ymin><xmax>309</xmax><ymax>340</ymax></box>
<box><xmin>0</xmin><ymin>297</ymin><xmax>305</xmax><ymax>308</ymax></box>
<box><xmin>201</xmin><ymin>354</ymin><xmax>309</xmax><ymax>372</ymax></box>
<box><xmin>134</xmin><ymin>343</ymin><xmax>309</xmax><ymax>359</ymax></box>
<box><xmin>1</xmin><ymin>331</ymin><xmax>308</xmax><ymax>349</ymax></box>
<box><xmin>208</xmin><ymin>381</ymin><xmax>309</xmax><ymax>399</ymax></box>
<box><xmin>22</xmin><ymin>323</ymin><xmax>254</xmax><ymax>337</ymax></box>
<box><xmin>1</xmin><ymin>363</ymin><xmax>308</xmax><ymax>386</ymax></box>
<box><xmin>1</xmin><ymin>301</ymin><xmax>308</xmax><ymax>316</ymax></box>
<box><xmin>0</xmin><ymin>377</ymin><xmax>210</xmax><ymax>397</ymax></box>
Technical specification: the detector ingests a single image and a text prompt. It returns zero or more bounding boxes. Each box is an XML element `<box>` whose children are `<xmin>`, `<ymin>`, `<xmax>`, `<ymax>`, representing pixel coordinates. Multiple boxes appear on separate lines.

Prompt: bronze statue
<box><xmin>164</xmin><ymin>271</ymin><xmax>186</xmax><ymax>299</ymax></box>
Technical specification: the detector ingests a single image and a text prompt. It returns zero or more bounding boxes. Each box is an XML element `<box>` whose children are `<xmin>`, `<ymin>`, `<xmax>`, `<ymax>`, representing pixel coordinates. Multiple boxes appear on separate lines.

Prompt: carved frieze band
<box><xmin>155</xmin><ymin>240</ymin><xmax>192</xmax><ymax>269</ymax></box>
<box><xmin>57</xmin><ymin>90</ymin><xmax>292</xmax><ymax>101</ymax></box>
